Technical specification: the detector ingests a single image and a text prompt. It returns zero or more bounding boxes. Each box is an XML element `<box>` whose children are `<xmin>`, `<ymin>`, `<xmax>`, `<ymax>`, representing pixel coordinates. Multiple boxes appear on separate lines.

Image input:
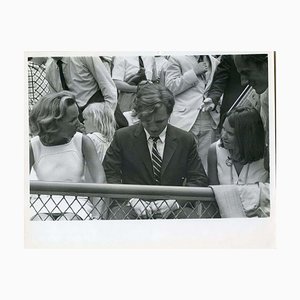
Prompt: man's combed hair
<box><xmin>133</xmin><ymin>83</ymin><xmax>175</xmax><ymax>119</ymax></box>
<box><xmin>225</xmin><ymin>106</ymin><xmax>265</xmax><ymax>164</ymax></box>
<box><xmin>29</xmin><ymin>91</ymin><xmax>76</xmax><ymax>144</ymax></box>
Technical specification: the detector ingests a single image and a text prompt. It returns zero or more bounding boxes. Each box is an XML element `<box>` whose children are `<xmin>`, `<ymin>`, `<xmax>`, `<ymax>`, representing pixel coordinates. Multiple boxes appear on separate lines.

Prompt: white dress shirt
<box><xmin>46</xmin><ymin>57</ymin><xmax>117</xmax><ymax>110</ymax></box>
<box><xmin>144</xmin><ymin>126</ymin><xmax>167</xmax><ymax>159</ymax></box>
<box><xmin>112</xmin><ymin>56</ymin><xmax>156</xmax><ymax>82</ymax></box>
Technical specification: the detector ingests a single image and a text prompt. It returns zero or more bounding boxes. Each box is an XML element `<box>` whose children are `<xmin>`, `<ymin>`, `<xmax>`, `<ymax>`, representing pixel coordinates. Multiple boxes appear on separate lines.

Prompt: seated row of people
<box><xmin>29</xmin><ymin>82</ymin><xmax>269</xmax><ymax>220</ymax></box>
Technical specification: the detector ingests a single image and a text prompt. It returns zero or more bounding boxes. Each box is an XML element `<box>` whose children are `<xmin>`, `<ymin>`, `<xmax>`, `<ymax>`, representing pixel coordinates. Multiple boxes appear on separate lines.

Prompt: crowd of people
<box><xmin>28</xmin><ymin>54</ymin><xmax>270</xmax><ymax>220</ymax></box>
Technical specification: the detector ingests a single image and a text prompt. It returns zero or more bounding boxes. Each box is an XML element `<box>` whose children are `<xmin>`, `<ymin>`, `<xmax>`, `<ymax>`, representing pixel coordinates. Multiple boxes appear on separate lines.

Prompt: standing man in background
<box><xmin>165</xmin><ymin>55</ymin><xmax>219</xmax><ymax>171</ymax></box>
<box><xmin>46</xmin><ymin>56</ymin><xmax>118</xmax><ymax>122</ymax></box>
<box><xmin>202</xmin><ymin>55</ymin><xmax>244</xmax><ymax>129</ymax></box>
<box><xmin>234</xmin><ymin>54</ymin><xmax>269</xmax><ymax>171</ymax></box>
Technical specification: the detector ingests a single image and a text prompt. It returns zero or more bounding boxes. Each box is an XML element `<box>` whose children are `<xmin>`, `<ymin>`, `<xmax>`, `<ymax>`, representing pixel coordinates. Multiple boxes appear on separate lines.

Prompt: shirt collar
<box><xmin>53</xmin><ymin>57</ymin><xmax>69</xmax><ymax>65</ymax></box>
<box><xmin>60</xmin><ymin>57</ymin><xmax>69</xmax><ymax>64</ymax></box>
<box><xmin>193</xmin><ymin>55</ymin><xmax>210</xmax><ymax>62</ymax></box>
<box><xmin>144</xmin><ymin>126</ymin><xmax>167</xmax><ymax>143</ymax></box>
<box><xmin>28</xmin><ymin>61</ymin><xmax>40</xmax><ymax>71</ymax></box>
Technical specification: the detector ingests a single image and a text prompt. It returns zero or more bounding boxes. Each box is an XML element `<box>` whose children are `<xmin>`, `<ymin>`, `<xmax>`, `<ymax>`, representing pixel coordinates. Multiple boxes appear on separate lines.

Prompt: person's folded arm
<box><xmin>165</xmin><ymin>57</ymin><xmax>199</xmax><ymax>95</ymax></box>
<box><xmin>206</xmin><ymin>55</ymin><xmax>232</xmax><ymax>105</ymax></box>
<box><xmin>113</xmin><ymin>79</ymin><xmax>138</xmax><ymax>93</ymax></box>
<box><xmin>83</xmin><ymin>56</ymin><xmax>118</xmax><ymax>111</ymax></box>
<box><xmin>111</xmin><ymin>56</ymin><xmax>138</xmax><ymax>93</ymax></box>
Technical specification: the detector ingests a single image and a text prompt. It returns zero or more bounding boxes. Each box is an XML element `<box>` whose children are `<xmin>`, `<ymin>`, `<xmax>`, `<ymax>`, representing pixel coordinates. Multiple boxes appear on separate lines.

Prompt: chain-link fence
<box><xmin>30</xmin><ymin>181</ymin><xmax>220</xmax><ymax>220</ymax></box>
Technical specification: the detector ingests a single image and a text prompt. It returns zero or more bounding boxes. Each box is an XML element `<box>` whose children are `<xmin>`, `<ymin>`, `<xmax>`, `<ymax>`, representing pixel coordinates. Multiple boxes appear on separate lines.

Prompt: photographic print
<box><xmin>25</xmin><ymin>52</ymin><xmax>275</xmax><ymax>248</ymax></box>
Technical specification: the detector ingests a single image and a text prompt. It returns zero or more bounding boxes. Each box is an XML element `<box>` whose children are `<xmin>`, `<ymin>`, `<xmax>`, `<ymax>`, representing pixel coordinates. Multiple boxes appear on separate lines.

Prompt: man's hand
<box><xmin>200</xmin><ymin>98</ymin><xmax>216</xmax><ymax>112</ymax></box>
<box><xmin>129</xmin><ymin>198</ymin><xmax>151</xmax><ymax>217</ymax></box>
<box><xmin>193</xmin><ymin>62</ymin><xmax>208</xmax><ymax>76</ymax></box>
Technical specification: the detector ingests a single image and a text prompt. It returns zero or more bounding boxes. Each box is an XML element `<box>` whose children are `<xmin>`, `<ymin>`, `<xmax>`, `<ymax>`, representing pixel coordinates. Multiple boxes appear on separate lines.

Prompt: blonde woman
<box><xmin>29</xmin><ymin>91</ymin><xmax>106</xmax><ymax>220</ymax></box>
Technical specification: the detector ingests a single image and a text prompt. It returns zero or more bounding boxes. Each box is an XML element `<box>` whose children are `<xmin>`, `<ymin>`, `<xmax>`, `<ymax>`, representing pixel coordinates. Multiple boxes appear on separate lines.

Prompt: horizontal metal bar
<box><xmin>30</xmin><ymin>181</ymin><xmax>215</xmax><ymax>202</ymax></box>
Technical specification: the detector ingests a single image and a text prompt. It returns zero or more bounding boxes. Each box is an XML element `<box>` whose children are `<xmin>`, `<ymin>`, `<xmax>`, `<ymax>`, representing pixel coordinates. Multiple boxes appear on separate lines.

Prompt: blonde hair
<box><xmin>82</xmin><ymin>103</ymin><xmax>116</xmax><ymax>142</ymax></box>
<box><xmin>29</xmin><ymin>91</ymin><xmax>76</xmax><ymax>144</ymax></box>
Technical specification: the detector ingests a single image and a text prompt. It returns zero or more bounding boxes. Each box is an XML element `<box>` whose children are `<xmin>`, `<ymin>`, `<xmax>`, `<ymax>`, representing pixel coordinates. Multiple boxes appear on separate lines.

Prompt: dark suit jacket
<box><xmin>207</xmin><ymin>55</ymin><xmax>245</xmax><ymax>126</ymax></box>
<box><xmin>103</xmin><ymin>123</ymin><xmax>208</xmax><ymax>187</ymax></box>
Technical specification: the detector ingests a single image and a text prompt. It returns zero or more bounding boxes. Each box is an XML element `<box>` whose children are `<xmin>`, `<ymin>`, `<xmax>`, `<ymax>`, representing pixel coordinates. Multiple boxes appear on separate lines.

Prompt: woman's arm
<box><xmin>164</xmin><ymin>57</ymin><xmax>199</xmax><ymax>95</ymax></box>
<box><xmin>82</xmin><ymin>135</ymin><xmax>108</xmax><ymax>219</ymax></box>
<box><xmin>207</xmin><ymin>143</ymin><xmax>220</xmax><ymax>185</ymax></box>
<box><xmin>82</xmin><ymin>135</ymin><xmax>106</xmax><ymax>183</ymax></box>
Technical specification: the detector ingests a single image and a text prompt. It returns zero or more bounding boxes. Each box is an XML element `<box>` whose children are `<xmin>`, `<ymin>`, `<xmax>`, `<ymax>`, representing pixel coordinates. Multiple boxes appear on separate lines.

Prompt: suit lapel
<box><xmin>134</xmin><ymin>124</ymin><xmax>154</xmax><ymax>180</ymax></box>
<box><xmin>205</xmin><ymin>55</ymin><xmax>217</xmax><ymax>90</ymax></box>
<box><xmin>161</xmin><ymin>125</ymin><xmax>177</xmax><ymax>175</ymax></box>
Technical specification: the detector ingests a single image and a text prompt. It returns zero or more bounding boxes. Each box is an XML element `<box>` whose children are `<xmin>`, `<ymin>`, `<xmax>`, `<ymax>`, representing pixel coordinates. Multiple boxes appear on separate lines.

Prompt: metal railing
<box><xmin>30</xmin><ymin>181</ymin><xmax>220</xmax><ymax>220</ymax></box>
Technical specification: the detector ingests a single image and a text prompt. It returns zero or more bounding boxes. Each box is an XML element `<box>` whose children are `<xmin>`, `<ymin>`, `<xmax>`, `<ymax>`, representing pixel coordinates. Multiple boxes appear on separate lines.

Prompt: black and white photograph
<box><xmin>3</xmin><ymin>1</ymin><xmax>300</xmax><ymax>300</ymax></box>
<box><xmin>25</xmin><ymin>52</ymin><xmax>275</xmax><ymax>248</ymax></box>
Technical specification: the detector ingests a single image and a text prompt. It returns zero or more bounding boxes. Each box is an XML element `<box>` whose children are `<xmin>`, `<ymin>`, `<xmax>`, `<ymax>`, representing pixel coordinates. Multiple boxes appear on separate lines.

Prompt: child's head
<box><xmin>82</xmin><ymin>103</ymin><xmax>116</xmax><ymax>141</ymax></box>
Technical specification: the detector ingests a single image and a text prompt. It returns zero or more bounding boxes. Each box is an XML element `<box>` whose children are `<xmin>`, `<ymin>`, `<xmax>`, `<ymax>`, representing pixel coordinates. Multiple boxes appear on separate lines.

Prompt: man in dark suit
<box><xmin>103</xmin><ymin>83</ymin><xmax>208</xmax><ymax>219</ymax></box>
<box><xmin>202</xmin><ymin>55</ymin><xmax>245</xmax><ymax>129</ymax></box>
<box><xmin>234</xmin><ymin>54</ymin><xmax>269</xmax><ymax>171</ymax></box>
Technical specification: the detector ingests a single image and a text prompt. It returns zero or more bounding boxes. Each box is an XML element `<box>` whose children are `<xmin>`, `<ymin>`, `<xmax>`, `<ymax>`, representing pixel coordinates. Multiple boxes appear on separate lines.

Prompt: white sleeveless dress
<box><xmin>215</xmin><ymin>140</ymin><xmax>269</xmax><ymax>185</ymax></box>
<box><xmin>30</xmin><ymin>132</ymin><xmax>93</xmax><ymax>219</ymax></box>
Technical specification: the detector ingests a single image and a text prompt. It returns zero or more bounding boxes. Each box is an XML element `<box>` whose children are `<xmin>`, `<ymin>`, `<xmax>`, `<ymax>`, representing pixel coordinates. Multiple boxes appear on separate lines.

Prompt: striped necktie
<box><xmin>150</xmin><ymin>136</ymin><xmax>162</xmax><ymax>185</ymax></box>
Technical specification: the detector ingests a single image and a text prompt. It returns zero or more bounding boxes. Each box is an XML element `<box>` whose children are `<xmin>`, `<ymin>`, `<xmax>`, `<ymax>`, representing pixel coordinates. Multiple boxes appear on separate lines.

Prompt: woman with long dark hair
<box><xmin>207</xmin><ymin>106</ymin><xmax>268</xmax><ymax>185</ymax></box>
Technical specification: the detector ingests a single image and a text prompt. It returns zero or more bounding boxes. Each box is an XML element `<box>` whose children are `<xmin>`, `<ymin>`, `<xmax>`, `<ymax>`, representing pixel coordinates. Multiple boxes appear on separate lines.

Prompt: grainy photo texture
<box><xmin>27</xmin><ymin>53</ymin><xmax>273</xmax><ymax>223</ymax></box>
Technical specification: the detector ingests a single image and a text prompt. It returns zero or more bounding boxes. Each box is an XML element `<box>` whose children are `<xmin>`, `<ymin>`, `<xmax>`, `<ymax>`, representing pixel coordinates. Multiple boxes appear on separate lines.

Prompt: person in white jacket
<box><xmin>165</xmin><ymin>55</ymin><xmax>220</xmax><ymax>171</ymax></box>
